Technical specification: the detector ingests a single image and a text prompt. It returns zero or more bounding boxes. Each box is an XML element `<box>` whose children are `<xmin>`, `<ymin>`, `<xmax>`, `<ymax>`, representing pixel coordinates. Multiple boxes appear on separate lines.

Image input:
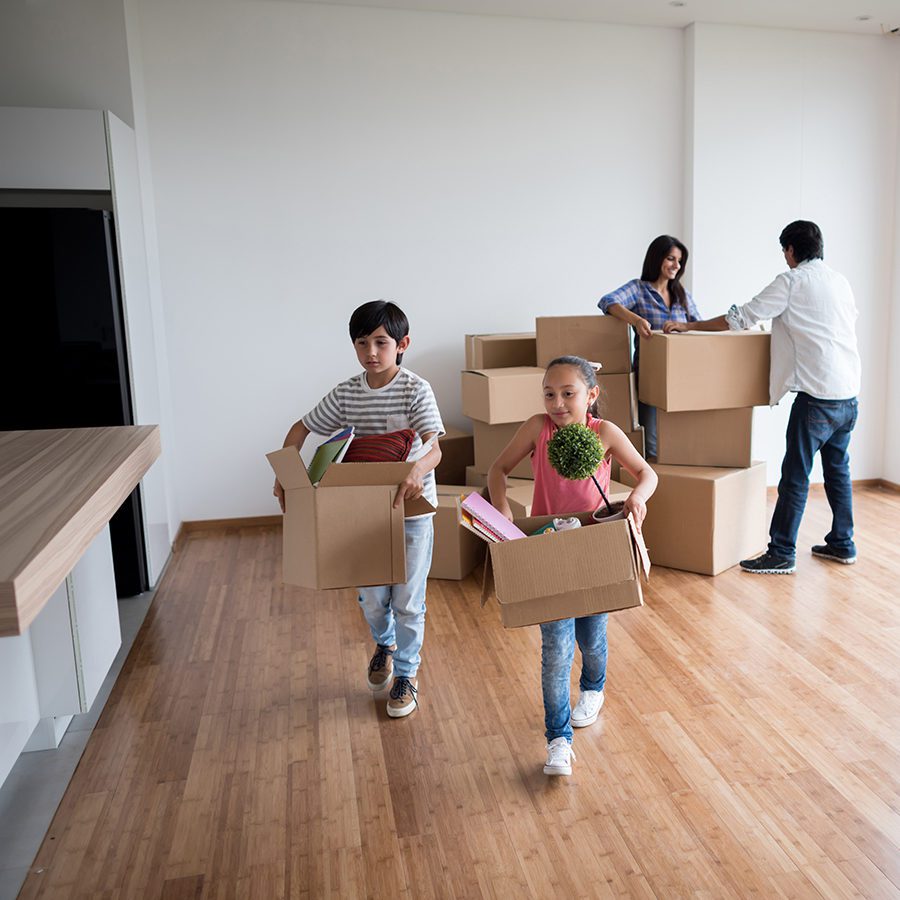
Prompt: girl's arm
<box><xmin>605</xmin><ymin>302</ymin><xmax>652</xmax><ymax>340</ymax></box>
<box><xmin>487</xmin><ymin>415</ymin><xmax>543</xmax><ymax>522</ymax></box>
<box><xmin>274</xmin><ymin>419</ymin><xmax>311</xmax><ymax>511</ymax></box>
<box><xmin>599</xmin><ymin>421</ymin><xmax>658</xmax><ymax>528</ymax></box>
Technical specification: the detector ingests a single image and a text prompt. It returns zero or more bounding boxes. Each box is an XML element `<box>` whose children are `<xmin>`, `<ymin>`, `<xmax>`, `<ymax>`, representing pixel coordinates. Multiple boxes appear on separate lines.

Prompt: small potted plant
<box><xmin>546</xmin><ymin>423</ymin><xmax>617</xmax><ymax>518</ymax></box>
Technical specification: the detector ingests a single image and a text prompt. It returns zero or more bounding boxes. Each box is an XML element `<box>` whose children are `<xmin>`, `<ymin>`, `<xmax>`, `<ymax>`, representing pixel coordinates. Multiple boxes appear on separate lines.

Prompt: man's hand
<box><xmin>273</xmin><ymin>479</ymin><xmax>285</xmax><ymax>513</ymax></box>
<box><xmin>663</xmin><ymin>321</ymin><xmax>689</xmax><ymax>334</ymax></box>
<box><xmin>635</xmin><ymin>317</ymin><xmax>653</xmax><ymax>339</ymax></box>
<box><xmin>622</xmin><ymin>492</ymin><xmax>647</xmax><ymax>529</ymax></box>
<box><xmin>393</xmin><ymin>467</ymin><xmax>426</xmax><ymax>509</ymax></box>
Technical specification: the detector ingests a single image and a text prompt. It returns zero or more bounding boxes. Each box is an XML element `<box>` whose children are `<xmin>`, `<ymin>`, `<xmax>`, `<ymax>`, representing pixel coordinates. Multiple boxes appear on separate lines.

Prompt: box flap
<box><xmin>404</xmin><ymin>496</ymin><xmax>436</xmax><ymax>517</ymax></box>
<box><xmin>319</xmin><ymin>461</ymin><xmax>413</xmax><ymax>487</ymax></box>
<box><xmin>481</xmin><ymin>548</ymin><xmax>495</xmax><ymax>607</ymax></box>
<box><xmin>627</xmin><ymin>513</ymin><xmax>651</xmax><ymax>581</ymax></box>
<box><xmin>266</xmin><ymin>446</ymin><xmax>311</xmax><ymax>490</ymax></box>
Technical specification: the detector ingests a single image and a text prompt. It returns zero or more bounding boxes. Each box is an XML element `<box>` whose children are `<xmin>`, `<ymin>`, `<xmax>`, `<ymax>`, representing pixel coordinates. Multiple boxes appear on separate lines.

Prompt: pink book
<box><xmin>460</xmin><ymin>492</ymin><xmax>527</xmax><ymax>542</ymax></box>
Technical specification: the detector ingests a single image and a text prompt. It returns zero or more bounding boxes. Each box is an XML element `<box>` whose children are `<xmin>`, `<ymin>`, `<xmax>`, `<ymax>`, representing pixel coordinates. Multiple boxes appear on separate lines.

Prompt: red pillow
<box><xmin>342</xmin><ymin>429</ymin><xmax>416</xmax><ymax>463</ymax></box>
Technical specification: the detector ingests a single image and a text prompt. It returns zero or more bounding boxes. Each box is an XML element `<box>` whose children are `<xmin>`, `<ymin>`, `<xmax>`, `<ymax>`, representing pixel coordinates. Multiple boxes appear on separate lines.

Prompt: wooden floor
<box><xmin>19</xmin><ymin>486</ymin><xmax>900</xmax><ymax>899</ymax></box>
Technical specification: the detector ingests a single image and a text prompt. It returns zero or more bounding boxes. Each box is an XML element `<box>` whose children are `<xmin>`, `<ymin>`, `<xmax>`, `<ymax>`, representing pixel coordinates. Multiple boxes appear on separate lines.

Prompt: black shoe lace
<box><xmin>390</xmin><ymin>676</ymin><xmax>417</xmax><ymax>703</ymax></box>
<box><xmin>369</xmin><ymin>644</ymin><xmax>393</xmax><ymax>674</ymax></box>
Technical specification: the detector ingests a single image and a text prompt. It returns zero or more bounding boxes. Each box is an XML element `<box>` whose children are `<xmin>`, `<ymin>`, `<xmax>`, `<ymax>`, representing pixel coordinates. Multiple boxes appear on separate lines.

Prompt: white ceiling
<box><xmin>301</xmin><ymin>0</ymin><xmax>900</xmax><ymax>35</ymax></box>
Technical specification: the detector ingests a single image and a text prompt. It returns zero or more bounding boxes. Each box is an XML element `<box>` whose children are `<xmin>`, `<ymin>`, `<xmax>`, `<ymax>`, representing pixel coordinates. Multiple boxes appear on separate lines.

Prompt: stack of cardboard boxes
<box><xmin>620</xmin><ymin>331</ymin><xmax>772</xmax><ymax>575</ymax></box>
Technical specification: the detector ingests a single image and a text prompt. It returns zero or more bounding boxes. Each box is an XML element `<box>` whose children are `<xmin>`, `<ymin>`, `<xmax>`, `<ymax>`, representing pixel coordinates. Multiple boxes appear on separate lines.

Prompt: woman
<box><xmin>597</xmin><ymin>235</ymin><xmax>700</xmax><ymax>457</ymax></box>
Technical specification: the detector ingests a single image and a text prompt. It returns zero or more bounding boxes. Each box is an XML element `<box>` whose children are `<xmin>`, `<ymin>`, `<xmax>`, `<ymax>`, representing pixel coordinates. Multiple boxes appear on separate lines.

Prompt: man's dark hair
<box><xmin>780</xmin><ymin>220</ymin><xmax>824</xmax><ymax>262</ymax></box>
<box><xmin>640</xmin><ymin>235</ymin><xmax>690</xmax><ymax>308</ymax></box>
<box><xmin>349</xmin><ymin>300</ymin><xmax>410</xmax><ymax>363</ymax></box>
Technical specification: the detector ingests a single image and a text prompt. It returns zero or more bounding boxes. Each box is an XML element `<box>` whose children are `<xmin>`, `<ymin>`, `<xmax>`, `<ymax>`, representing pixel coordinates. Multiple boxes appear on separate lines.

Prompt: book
<box><xmin>307</xmin><ymin>427</ymin><xmax>354</xmax><ymax>484</ymax></box>
<box><xmin>458</xmin><ymin>491</ymin><xmax>527</xmax><ymax>543</ymax></box>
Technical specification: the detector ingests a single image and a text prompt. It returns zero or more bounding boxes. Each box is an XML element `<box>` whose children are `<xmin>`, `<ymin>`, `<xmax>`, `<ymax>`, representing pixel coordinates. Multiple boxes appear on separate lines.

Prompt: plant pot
<box><xmin>591</xmin><ymin>501</ymin><xmax>626</xmax><ymax>523</ymax></box>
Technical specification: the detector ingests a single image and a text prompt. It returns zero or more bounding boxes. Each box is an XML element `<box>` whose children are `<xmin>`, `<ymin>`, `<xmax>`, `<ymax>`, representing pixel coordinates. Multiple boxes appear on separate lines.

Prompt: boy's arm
<box><xmin>487</xmin><ymin>415</ymin><xmax>543</xmax><ymax>522</ymax></box>
<box><xmin>273</xmin><ymin>419</ymin><xmax>311</xmax><ymax>512</ymax></box>
<box><xmin>393</xmin><ymin>431</ymin><xmax>442</xmax><ymax>509</ymax></box>
<box><xmin>599</xmin><ymin>421</ymin><xmax>658</xmax><ymax>528</ymax></box>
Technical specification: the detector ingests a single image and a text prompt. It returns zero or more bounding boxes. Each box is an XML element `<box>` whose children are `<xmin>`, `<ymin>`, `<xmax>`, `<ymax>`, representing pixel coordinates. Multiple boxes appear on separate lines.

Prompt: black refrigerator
<box><xmin>0</xmin><ymin>206</ymin><xmax>149</xmax><ymax>596</ymax></box>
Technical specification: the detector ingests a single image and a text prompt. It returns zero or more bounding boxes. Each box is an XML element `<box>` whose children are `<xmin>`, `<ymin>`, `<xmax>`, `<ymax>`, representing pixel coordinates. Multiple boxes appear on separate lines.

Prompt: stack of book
<box><xmin>458</xmin><ymin>491</ymin><xmax>526</xmax><ymax>543</ymax></box>
<box><xmin>307</xmin><ymin>426</ymin><xmax>354</xmax><ymax>484</ymax></box>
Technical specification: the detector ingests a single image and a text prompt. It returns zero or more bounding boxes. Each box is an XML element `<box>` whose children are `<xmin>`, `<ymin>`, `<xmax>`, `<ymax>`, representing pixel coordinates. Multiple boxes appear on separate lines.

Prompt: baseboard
<box><xmin>174</xmin><ymin>515</ymin><xmax>283</xmax><ymax>549</ymax></box>
<box><xmin>878</xmin><ymin>479</ymin><xmax>900</xmax><ymax>493</ymax></box>
<box><xmin>768</xmin><ymin>479</ymin><xmax>895</xmax><ymax>497</ymax></box>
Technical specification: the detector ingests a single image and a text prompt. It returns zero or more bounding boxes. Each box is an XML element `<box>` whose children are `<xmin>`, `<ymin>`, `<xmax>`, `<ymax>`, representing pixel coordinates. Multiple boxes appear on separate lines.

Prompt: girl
<box><xmin>487</xmin><ymin>356</ymin><xmax>657</xmax><ymax>776</ymax></box>
<box><xmin>597</xmin><ymin>234</ymin><xmax>701</xmax><ymax>457</ymax></box>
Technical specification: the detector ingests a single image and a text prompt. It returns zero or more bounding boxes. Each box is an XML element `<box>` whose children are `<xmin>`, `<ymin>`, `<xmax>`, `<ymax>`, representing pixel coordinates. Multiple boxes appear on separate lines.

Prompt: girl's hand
<box><xmin>273</xmin><ymin>479</ymin><xmax>285</xmax><ymax>513</ymax></box>
<box><xmin>635</xmin><ymin>317</ymin><xmax>653</xmax><ymax>339</ymax></box>
<box><xmin>663</xmin><ymin>321</ymin><xmax>688</xmax><ymax>334</ymax></box>
<box><xmin>622</xmin><ymin>492</ymin><xmax>647</xmax><ymax>529</ymax></box>
<box><xmin>497</xmin><ymin>502</ymin><xmax>514</xmax><ymax>523</ymax></box>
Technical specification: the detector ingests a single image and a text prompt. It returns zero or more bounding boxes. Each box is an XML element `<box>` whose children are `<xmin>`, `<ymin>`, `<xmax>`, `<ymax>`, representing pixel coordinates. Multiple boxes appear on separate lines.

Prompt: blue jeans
<box><xmin>540</xmin><ymin>614</ymin><xmax>608</xmax><ymax>743</ymax></box>
<box><xmin>638</xmin><ymin>401</ymin><xmax>657</xmax><ymax>458</ymax></box>
<box><xmin>357</xmin><ymin>516</ymin><xmax>434</xmax><ymax>678</ymax></box>
<box><xmin>769</xmin><ymin>392</ymin><xmax>858</xmax><ymax>560</ymax></box>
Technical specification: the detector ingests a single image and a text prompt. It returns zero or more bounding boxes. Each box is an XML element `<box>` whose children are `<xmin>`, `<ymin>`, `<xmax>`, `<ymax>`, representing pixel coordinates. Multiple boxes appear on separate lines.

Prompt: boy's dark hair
<box><xmin>349</xmin><ymin>300</ymin><xmax>410</xmax><ymax>363</ymax></box>
<box><xmin>779</xmin><ymin>220</ymin><xmax>824</xmax><ymax>262</ymax></box>
<box><xmin>640</xmin><ymin>235</ymin><xmax>689</xmax><ymax>308</ymax></box>
<box><xmin>546</xmin><ymin>355</ymin><xmax>603</xmax><ymax>418</ymax></box>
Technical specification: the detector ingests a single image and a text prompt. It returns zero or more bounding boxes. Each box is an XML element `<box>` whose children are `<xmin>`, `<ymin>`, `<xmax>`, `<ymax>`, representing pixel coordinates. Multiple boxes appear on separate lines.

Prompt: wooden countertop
<box><xmin>0</xmin><ymin>426</ymin><xmax>161</xmax><ymax>637</ymax></box>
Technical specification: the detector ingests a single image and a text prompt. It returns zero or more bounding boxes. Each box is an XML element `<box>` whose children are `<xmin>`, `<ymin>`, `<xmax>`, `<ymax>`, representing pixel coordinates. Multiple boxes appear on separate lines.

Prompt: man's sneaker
<box><xmin>386</xmin><ymin>676</ymin><xmax>418</xmax><ymax>718</ymax></box>
<box><xmin>740</xmin><ymin>553</ymin><xmax>796</xmax><ymax>574</ymax></box>
<box><xmin>367</xmin><ymin>644</ymin><xmax>394</xmax><ymax>691</ymax></box>
<box><xmin>811</xmin><ymin>544</ymin><xmax>857</xmax><ymax>565</ymax></box>
<box><xmin>571</xmin><ymin>690</ymin><xmax>605</xmax><ymax>728</ymax></box>
<box><xmin>543</xmin><ymin>737</ymin><xmax>575</xmax><ymax>776</ymax></box>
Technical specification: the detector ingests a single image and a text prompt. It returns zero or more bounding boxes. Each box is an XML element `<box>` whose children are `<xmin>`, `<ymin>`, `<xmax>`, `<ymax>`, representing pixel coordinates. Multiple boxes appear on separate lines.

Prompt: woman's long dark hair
<box><xmin>640</xmin><ymin>235</ymin><xmax>689</xmax><ymax>308</ymax></box>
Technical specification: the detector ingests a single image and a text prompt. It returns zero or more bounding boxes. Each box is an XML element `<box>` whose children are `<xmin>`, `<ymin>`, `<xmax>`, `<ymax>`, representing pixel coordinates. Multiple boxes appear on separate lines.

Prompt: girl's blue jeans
<box><xmin>357</xmin><ymin>516</ymin><xmax>434</xmax><ymax>678</ymax></box>
<box><xmin>540</xmin><ymin>613</ymin><xmax>608</xmax><ymax>743</ymax></box>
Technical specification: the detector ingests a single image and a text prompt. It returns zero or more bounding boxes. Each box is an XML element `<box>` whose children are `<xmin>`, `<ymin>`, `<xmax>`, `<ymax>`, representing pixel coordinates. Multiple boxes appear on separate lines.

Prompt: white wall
<box><xmin>135</xmin><ymin>0</ymin><xmax>685</xmax><ymax>519</ymax></box>
<box><xmin>688</xmin><ymin>24</ymin><xmax>898</xmax><ymax>485</ymax></box>
<box><xmin>885</xmin><ymin>51</ymin><xmax>900</xmax><ymax>487</ymax></box>
<box><xmin>0</xmin><ymin>0</ymin><xmax>133</xmax><ymax>126</ymax></box>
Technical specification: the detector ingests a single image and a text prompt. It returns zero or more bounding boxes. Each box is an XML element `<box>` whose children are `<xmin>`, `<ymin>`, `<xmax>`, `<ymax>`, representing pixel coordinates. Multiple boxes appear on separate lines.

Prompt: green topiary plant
<box><xmin>547</xmin><ymin>423</ymin><xmax>613</xmax><ymax>514</ymax></box>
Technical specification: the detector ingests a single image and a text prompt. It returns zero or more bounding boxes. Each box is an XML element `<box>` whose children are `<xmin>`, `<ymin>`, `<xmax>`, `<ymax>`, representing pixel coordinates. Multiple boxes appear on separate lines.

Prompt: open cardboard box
<box><xmin>474</xmin><ymin>508</ymin><xmax>650</xmax><ymax>628</ymax></box>
<box><xmin>267</xmin><ymin>447</ymin><xmax>435</xmax><ymax>590</ymax></box>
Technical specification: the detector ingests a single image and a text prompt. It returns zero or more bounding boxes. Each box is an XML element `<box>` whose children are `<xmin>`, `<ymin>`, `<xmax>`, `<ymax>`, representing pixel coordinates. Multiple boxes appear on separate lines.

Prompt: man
<box><xmin>664</xmin><ymin>221</ymin><xmax>861</xmax><ymax>574</ymax></box>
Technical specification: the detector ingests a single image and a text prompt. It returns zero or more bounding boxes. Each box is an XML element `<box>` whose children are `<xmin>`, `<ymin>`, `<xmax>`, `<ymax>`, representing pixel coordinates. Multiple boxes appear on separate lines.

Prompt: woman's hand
<box><xmin>663</xmin><ymin>321</ymin><xmax>689</xmax><ymax>334</ymax></box>
<box><xmin>622</xmin><ymin>492</ymin><xmax>647</xmax><ymax>529</ymax></box>
<box><xmin>635</xmin><ymin>317</ymin><xmax>653</xmax><ymax>339</ymax></box>
<box><xmin>273</xmin><ymin>479</ymin><xmax>285</xmax><ymax>513</ymax></box>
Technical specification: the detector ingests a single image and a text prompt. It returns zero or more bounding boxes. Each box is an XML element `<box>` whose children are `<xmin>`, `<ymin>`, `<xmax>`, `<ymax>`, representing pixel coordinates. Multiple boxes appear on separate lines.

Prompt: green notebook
<box><xmin>307</xmin><ymin>428</ymin><xmax>354</xmax><ymax>484</ymax></box>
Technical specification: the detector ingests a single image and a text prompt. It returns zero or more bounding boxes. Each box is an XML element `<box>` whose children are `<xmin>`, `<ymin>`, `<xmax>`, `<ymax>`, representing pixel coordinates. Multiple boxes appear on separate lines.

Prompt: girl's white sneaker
<box><xmin>571</xmin><ymin>689</ymin><xmax>604</xmax><ymax>728</ymax></box>
<box><xmin>543</xmin><ymin>737</ymin><xmax>575</xmax><ymax>776</ymax></box>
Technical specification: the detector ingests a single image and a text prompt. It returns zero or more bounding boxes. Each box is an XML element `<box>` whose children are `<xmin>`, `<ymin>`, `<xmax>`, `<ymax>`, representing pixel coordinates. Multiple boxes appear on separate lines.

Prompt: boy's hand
<box><xmin>622</xmin><ymin>492</ymin><xmax>647</xmax><ymax>529</ymax></box>
<box><xmin>273</xmin><ymin>478</ymin><xmax>285</xmax><ymax>513</ymax></box>
<box><xmin>393</xmin><ymin>467</ymin><xmax>426</xmax><ymax>509</ymax></box>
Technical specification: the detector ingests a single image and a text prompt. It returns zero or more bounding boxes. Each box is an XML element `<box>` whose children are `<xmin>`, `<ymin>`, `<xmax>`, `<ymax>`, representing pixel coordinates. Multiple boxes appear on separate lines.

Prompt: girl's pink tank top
<box><xmin>530</xmin><ymin>414</ymin><xmax>612</xmax><ymax>517</ymax></box>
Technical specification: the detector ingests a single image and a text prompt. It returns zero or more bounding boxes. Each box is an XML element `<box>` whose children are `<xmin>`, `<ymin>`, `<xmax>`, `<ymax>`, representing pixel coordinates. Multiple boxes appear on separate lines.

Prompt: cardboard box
<box><xmin>656</xmin><ymin>408</ymin><xmax>753</xmax><ymax>468</ymax></box>
<box><xmin>480</xmin><ymin>510</ymin><xmax>649</xmax><ymax>627</ymax></box>
<box><xmin>465</xmin><ymin>332</ymin><xmax>537</xmax><ymax>369</ymax></box>
<box><xmin>473</xmin><ymin>420</ymin><xmax>533</xmax><ymax>479</ymax></box>
<box><xmin>638</xmin><ymin>331</ymin><xmax>771</xmax><ymax>411</ymax></box>
<box><xmin>620</xmin><ymin>461</ymin><xmax>767</xmax><ymax>576</ymax></box>
<box><xmin>610</xmin><ymin>427</ymin><xmax>645</xmax><ymax>481</ymax></box>
<box><xmin>461</xmin><ymin>367</ymin><xmax>545</xmax><ymax>424</ymax></box>
<box><xmin>505</xmin><ymin>479</ymin><xmax>632</xmax><ymax>518</ymax></box>
<box><xmin>536</xmin><ymin>315</ymin><xmax>632</xmax><ymax>373</ymax></box>
<box><xmin>434</xmin><ymin>425</ymin><xmax>474</xmax><ymax>485</ymax></box>
<box><xmin>430</xmin><ymin>485</ymin><xmax>485</xmax><ymax>580</ymax></box>
<box><xmin>267</xmin><ymin>448</ymin><xmax>434</xmax><ymax>590</ymax></box>
<box><xmin>599</xmin><ymin>372</ymin><xmax>638</xmax><ymax>432</ymax></box>
<box><xmin>465</xmin><ymin>466</ymin><xmax>533</xmax><ymax>489</ymax></box>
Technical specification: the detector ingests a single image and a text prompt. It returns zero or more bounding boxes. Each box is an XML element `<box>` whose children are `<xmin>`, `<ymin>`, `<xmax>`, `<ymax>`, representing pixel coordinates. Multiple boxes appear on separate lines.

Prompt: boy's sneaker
<box><xmin>386</xmin><ymin>676</ymin><xmax>418</xmax><ymax>718</ymax></box>
<box><xmin>571</xmin><ymin>690</ymin><xmax>605</xmax><ymax>728</ymax></box>
<box><xmin>739</xmin><ymin>553</ymin><xmax>796</xmax><ymax>574</ymax></box>
<box><xmin>543</xmin><ymin>737</ymin><xmax>575</xmax><ymax>776</ymax></box>
<box><xmin>811</xmin><ymin>544</ymin><xmax>857</xmax><ymax>565</ymax></box>
<box><xmin>367</xmin><ymin>644</ymin><xmax>394</xmax><ymax>691</ymax></box>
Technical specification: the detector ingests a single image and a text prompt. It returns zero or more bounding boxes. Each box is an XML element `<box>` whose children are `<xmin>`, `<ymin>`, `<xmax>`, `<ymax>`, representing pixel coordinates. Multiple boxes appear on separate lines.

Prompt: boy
<box><xmin>274</xmin><ymin>300</ymin><xmax>444</xmax><ymax>717</ymax></box>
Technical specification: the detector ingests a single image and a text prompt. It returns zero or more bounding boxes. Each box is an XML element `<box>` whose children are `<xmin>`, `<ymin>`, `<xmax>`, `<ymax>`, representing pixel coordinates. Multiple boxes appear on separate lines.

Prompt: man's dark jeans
<box><xmin>769</xmin><ymin>392</ymin><xmax>858</xmax><ymax>561</ymax></box>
